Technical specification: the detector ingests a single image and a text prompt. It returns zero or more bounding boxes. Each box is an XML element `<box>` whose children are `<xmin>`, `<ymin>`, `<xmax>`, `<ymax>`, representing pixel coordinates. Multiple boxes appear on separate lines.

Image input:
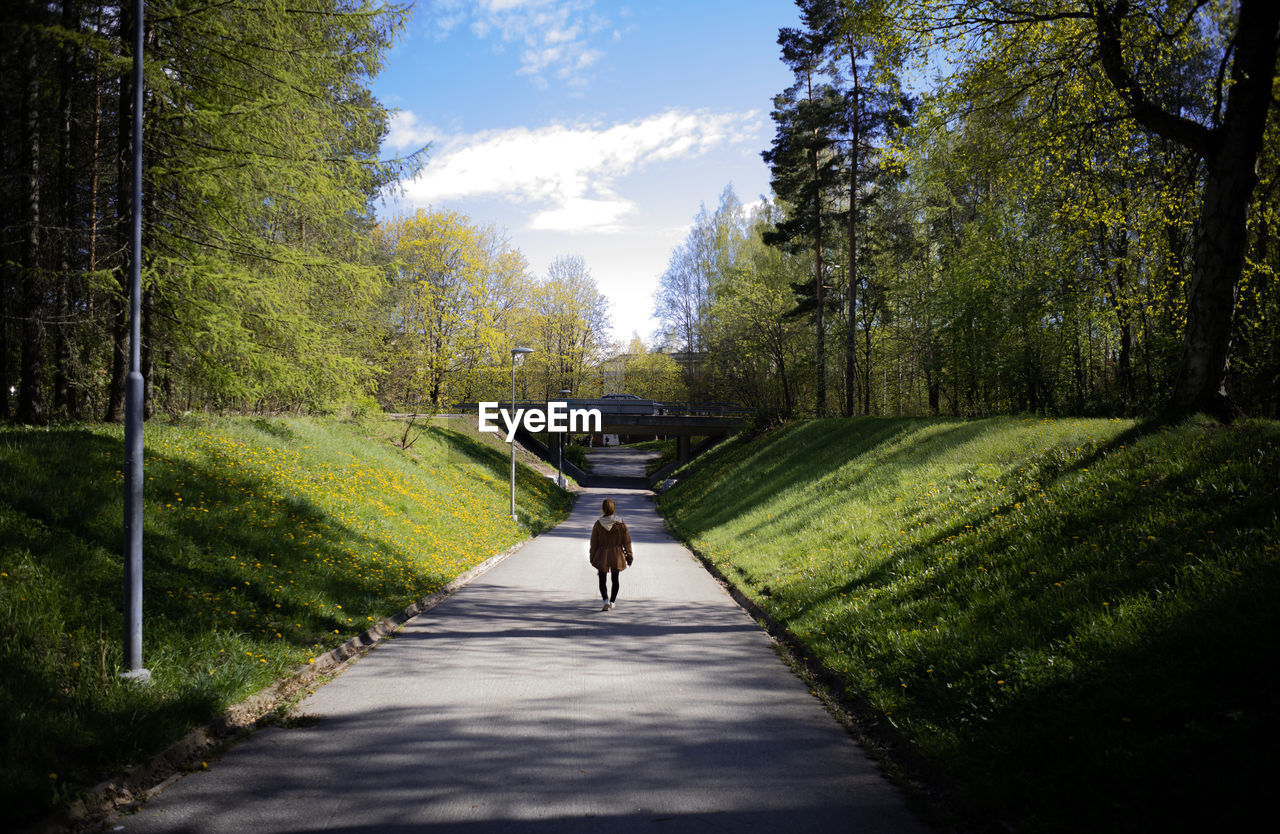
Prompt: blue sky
<box><xmin>373</xmin><ymin>0</ymin><xmax>801</xmax><ymax>344</ymax></box>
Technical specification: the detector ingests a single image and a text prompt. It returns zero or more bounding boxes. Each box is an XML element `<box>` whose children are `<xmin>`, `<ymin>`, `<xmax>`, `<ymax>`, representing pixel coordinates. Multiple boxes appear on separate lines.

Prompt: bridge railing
<box><xmin>452</xmin><ymin>400</ymin><xmax>657</xmax><ymax>416</ymax></box>
<box><xmin>654</xmin><ymin>401</ymin><xmax>753</xmax><ymax>418</ymax></box>
<box><xmin>448</xmin><ymin>400</ymin><xmax>754</xmax><ymax>419</ymax></box>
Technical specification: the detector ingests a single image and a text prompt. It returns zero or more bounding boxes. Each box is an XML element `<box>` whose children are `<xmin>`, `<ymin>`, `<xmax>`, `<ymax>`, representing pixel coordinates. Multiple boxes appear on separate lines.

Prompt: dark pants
<box><xmin>598</xmin><ymin>568</ymin><xmax>620</xmax><ymax>602</ymax></box>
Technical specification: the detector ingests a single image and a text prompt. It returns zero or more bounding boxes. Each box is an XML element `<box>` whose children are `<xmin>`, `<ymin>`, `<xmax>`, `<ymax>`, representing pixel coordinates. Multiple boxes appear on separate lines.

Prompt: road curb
<box><xmin>27</xmin><ymin>536</ymin><xmax>538</xmax><ymax>834</ymax></box>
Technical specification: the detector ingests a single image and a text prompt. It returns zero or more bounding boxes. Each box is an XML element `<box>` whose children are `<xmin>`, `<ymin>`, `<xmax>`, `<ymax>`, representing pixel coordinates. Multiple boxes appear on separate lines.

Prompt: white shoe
<box><xmin>608</xmin><ymin>601</ymin><xmax>616</xmax><ymax>610</ymax></box>
<box><xmin>601</xmin><ymin>601</ymin><xmax>610</xmax><ymax>611</ymax></box>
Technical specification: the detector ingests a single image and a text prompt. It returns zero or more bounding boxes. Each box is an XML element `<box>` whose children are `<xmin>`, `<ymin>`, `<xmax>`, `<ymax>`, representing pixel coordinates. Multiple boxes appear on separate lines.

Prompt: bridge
<box><xmin>570</xmin><ymin>399</ymin><xmax>749</xmax><ymax>434</ymax></box>
<box><xmin>435</xmin><ymin>398</ymin><xmax>753</xmax><ymax>475</ymax></box>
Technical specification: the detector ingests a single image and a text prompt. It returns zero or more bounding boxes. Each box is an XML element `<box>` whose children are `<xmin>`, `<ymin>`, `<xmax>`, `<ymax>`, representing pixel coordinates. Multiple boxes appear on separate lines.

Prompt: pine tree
<box><xmin>762</xmin><ymin>22</ymin><xmax>844</xmax><ymax>416</ymax></box>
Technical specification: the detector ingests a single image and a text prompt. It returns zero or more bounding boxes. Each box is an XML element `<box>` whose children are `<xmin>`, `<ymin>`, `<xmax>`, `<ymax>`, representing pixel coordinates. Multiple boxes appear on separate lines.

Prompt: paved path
<box><xmin>117</xmin><ymin>448</ymin><xmax>930</xmax><ymax>833</ymax></box>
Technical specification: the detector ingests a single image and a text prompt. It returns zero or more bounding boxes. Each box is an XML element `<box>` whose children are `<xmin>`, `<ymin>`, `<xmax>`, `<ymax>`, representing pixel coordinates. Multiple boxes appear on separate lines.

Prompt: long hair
<box><xmin>602</xmin><ymin>498</ymin><xmax>615</xmax><ymax>515</ymax></box>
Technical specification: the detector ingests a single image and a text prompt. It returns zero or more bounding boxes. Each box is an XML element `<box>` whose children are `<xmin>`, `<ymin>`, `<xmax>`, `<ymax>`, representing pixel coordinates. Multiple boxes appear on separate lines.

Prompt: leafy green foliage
<box><xmin>146</xmin><ymin>0</ymin><xmax>412</xmax><ymax>412</ymax></box>
<box><xmin>375</xmin><ymin>209</ymin><xmax>531</xmax><ymax>408</ymax></box>
<box><xmin>653</xmin><ymin>186</ymin><xmax>752</xmax><ymax>397</ymax></box>
<box><xmin>523</xmin><ymin>255</ymin><xmax>615</xmax><ymax>400</ymax></box>
<box><xmin>665</xmin><ymin>0</ymin><xmax>1276</xmax><ymax>422</ymax></box>
<box><xmin>0</xmin><ymin>1</ymin><xmax>415</xmax><ymax>421</ymax></box>
<box><xmin>660</xmin><ymin>415</ymin><xmax>1280</xmax><ymax>831</ymax></box>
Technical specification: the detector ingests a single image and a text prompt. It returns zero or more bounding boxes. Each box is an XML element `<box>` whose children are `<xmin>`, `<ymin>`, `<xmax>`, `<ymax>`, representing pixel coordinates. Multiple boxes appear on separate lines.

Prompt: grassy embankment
<box><xmin>658</xmin><ymin>416</ymin><xmax>1279</xmax><ymax>833</ymax></box>
<box><xmin>1</xmin><ymin>416</ymin><xmax>569</xmax><ymax>826</ymax></box>
<box><xmin>404</xmin><ymin>413</ymin><xmax>590</xmax><ymax>476</ymax></box>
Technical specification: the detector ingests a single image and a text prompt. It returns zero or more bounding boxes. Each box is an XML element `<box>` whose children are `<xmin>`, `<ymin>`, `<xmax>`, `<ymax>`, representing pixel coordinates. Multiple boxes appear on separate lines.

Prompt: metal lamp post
<box><xmin>121</xmin><ymin>0</ymin><xmax>149</xmax><ymax>685</ymax></box>
<box><xmin>557</xmin><ymin>388</ymin><xmax>572</xmax><ymax>488</ymax></box>
<box><xmin>510</xmin><ymin>347</ymin><xmax>534</xmax><ymax>519</ymax></box>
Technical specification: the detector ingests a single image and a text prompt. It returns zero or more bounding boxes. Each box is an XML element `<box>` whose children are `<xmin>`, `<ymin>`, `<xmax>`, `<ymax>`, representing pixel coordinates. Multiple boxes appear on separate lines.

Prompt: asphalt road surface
<box><xmin>114</xmin><ymin>448</ymin><xmax>930</xmax><ymax>833</ymax></box>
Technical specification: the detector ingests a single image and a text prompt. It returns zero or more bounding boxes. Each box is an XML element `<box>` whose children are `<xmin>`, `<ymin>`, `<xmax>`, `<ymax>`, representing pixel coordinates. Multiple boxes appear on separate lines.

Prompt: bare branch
<box><xmin>1093</xmin><ymin>0</ymin><xmax>1215</xmax><ymax>157</ymax></box>
<box><xmin>1213</xmin><ymin>37</ymin><xmax>1236</xmax><ymax>127</ymax></box>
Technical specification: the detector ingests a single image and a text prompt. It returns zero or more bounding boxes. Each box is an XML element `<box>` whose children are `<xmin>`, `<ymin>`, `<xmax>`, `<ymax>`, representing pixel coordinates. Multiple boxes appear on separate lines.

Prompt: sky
<box><xmin>372</xmin><ymin>0</ymin><xmax>801</xmax><ymax>345</ymax></box>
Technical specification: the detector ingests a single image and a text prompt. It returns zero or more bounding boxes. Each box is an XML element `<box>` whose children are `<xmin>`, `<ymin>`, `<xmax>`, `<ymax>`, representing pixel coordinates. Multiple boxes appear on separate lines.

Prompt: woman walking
<box><xmin>590</xmin><ymin>498</ymin><xmax>633</xmax><ymax>610</ymax></box>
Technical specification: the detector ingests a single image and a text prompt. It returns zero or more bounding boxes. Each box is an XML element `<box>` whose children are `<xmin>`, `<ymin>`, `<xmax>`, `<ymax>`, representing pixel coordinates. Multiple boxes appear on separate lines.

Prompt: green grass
<box><xmin>626</xmin><ymin>437</ymin><xmax>710</xmax><ymax>476</ymax></box>
<box><xmin>658</xmin><ymin>415</ymin><xmax>1280</xmax><ymax>832</ymax></box>
<box><xmin>522</xmin><ymin>429</ymin><xmax>589</xmax><ymax>474</ymax></box>
<box><xmin>0</xmin><ymin>416</ymin><xmax>569</xmax><ymax>826</ymax></box>
<box><xmin>628</xmin><ymin>438</ymin><xmax>676</xmax><ymax>476</ymax></box>
<box><xmin>562</xmin><ymin>443</ymin><xmax>589</xmax><ymax>472</ymax></box>
<box><xmin>414</xmin><ymin>418</ymin><xmax>589</xmax><ymax>479</ymax></box>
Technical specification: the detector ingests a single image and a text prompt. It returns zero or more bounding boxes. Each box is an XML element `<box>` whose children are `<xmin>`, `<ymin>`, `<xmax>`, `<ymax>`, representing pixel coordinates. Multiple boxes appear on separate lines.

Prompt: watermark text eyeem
<box><xmin>478</xmin><ymin>402</ymin><xmax>602</xmax><ymax>442</ymax></box>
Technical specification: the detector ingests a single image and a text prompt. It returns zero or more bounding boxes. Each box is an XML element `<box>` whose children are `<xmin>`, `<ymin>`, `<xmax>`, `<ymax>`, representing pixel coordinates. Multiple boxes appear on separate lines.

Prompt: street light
<box><xmin>122</xmin><ymin>0</ymin><xmax>149</xmax><ymax>686</ymax></box>
<box><xmin>557</xmin><ymin>388</ymin><xmax>572</xmax><ymax>488</ymax></box>
<box><xmin>510</xmin><ymin>347</ymin><xmax>534</xmax><ymax>519</ymax></box>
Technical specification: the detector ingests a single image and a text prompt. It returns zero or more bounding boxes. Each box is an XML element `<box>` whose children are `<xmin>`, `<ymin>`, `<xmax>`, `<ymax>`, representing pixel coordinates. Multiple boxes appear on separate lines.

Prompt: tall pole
<box><xmin>509</xmin><ymin>347</ymin><xmax>533</xmax><ymax>519</ymax></box>
<box><xmin>122</xmin><ymin>0</ymin><xmax>149</xmax><ymax>684</ymax></box>
<box><xmin>557</xmin><ymin>388</ymin><xmax>572</xmax><ymax>488</ymax></box>
<box><xmin>510</xmin><ymin>355</ymin><xmax>516</xmax><ymax>518</ymax></box>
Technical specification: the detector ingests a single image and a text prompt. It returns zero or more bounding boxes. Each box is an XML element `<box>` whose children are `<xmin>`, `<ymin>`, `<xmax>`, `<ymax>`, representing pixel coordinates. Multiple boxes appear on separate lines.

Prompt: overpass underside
<box><xmin>451</xmin><ymin>403</ymin><xmax>749</xmax><ymax>471</ymax></box>
<box><xmin>596</xmin><ymin>416</ymin><xmax>743</xmax><ymax>467</ymax></box>
<box><xmin>595</xmin><ymin>415</ymin><xmax>741</xmax><ymax>437</ymax></box>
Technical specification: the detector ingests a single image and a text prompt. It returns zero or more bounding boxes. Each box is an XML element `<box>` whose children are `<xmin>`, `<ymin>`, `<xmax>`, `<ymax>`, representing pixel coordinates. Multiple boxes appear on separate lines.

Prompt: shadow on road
<box><xmin>579</xmin><ymin>447</ymin><xmax>656</xmax><ymax>491</ymax></box>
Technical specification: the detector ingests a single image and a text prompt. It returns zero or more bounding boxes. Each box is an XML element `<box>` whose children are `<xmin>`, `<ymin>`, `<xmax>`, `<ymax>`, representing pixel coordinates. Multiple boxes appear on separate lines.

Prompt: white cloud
<box><xmin>530</xmin><ymin>197</ymin><xmax>635</xmax><ymax>233</ymax></box>
<box><xmin>383</xmin><ymin>111</ymin><xmax>438</xmax><ymax>153</ymax></box>
<box><xmin>397</xmin><ymin>109</ymin><xmax>762</xmax><ymax>233</ymax></box>
<box><xmin>429</xmin><ymin>0</ymin><xmax>606</xmax><ymax>85</ymax></box>
<box><xmin>427</xmin><ymin>0</ymin><xmax>467</xmax><ymax>37</ymax></box>
<box><xmin>545</xmin><ymin>23</ymin><xmax>580</xmax><ymax>45</ymax></box>
<box><xmin>483</xmin><ymin>0</ymin><xmax>538</xmax><ymax>12</ymax></box>
<box><xmin>742</xmin><ymin>196</ymin><xmax>771</xmax><ymax>219</ymax></box>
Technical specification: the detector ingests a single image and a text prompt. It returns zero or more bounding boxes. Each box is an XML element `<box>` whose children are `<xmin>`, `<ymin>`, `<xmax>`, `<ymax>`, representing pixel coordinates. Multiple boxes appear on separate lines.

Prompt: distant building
<box><xmin>670</xmin><ymin>350</ymin><xmax>708</xmax><ymax>399</ymax></box>
<box><xmin>598</xmin><ymin>352</ymin><xmax>635</xmax><ymax>392</ymax></box>
<box><xmin>669</xmin><ymin>350</ymin><xmax>706</xmax><ymax>376</ymax></box>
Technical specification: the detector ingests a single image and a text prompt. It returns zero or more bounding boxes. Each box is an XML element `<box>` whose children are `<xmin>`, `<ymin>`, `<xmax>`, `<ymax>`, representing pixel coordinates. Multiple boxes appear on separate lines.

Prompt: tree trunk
<box><xmin>0</xmin><ymin>131</ymin><xmax>12</xmax><ymax>422</ymax></box>
<box><xmin>862</xmin><ymin>301</ymin><xmax>873</xmax><ymax>415</ymax></box>
<box><xmin>1100</xmin><ymin>214</ymin><xmax>1133</xmax><ymax>411</ymax></box>
<box><xmin>845</xmin><ymin>44</ymin><xmax>860</xmax><ymax>418</ymax></box>
<box><xmin>142</xmin><ymin>287</ymin><xmax>155</xmax><ymax>418</ymax></box>
<box><xmin>54</xmin><ymin>0</ymin><xmax>80</xmax><ymax>418</ymax></box>
<box><xmin>1095</xmin><ymin>0</ymin><xmax>1280</xmax><ymax>421</ymax></box>
<box><xmin>1166</xmin><ymin>144</ymin><xmax>1266</xmax><ymax>421</ymax></box>
<box><xmin>17</xmin><ymin>2</ymin><xmax>45</xmax><ymax>425</ymax></box>
<box><xmin>777</xmin><ymin>351</ymin><xmax>792</xmax><ymax>418</ymax></box>
<box><xmin>807</xmin><ymin>65</ymin><xmax>827</xmax><ymax>419</ymax></box>
<box><xmin>814</xmin><ymin>226</ymin><xmax>826</xmax><ymax>417</ymax></box>
<box><xmin>104</xmin><ymin>306</ymin><xmax>127</xmax><ymax>421</ymax></box>
<box><xmin>104</xmin><ymin>11</ymin><xmax>133</xmax><ymax>422</ymax></box>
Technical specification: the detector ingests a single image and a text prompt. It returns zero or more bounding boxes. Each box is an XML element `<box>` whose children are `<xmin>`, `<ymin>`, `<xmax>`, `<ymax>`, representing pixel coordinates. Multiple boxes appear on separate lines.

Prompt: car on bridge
<box><xmin>600</xmin><ymin>393</ymin><xmax>666</xmax><ymax>415</ymax></box>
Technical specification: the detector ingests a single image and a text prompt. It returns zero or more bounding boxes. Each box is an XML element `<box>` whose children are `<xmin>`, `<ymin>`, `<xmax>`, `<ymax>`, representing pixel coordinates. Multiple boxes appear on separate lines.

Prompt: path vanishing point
<box><xmin>114</xmin><ymin>447</ymin><xmax>932</xmax><ymax>833</ymax></box>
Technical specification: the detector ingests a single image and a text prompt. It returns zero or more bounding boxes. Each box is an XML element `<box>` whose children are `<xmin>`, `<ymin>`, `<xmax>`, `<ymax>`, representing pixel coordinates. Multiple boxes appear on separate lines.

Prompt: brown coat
<box><xmin>589</xmin><ymin>515</ymin><xmax>633</xmax><ymax>572</ymax></box>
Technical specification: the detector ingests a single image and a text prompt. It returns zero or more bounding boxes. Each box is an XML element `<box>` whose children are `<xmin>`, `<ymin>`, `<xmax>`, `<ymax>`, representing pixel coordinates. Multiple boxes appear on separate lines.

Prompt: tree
<box><xmin>609</xmin><ymin>336</ymin><xmax>685</xmax><ymax>403</ymax></box>
<box><xmin>706</xmin><ymin>203</ymin><xmax>810</xmax><ymax>416</ymax></box>
<box><xmin>141</xmin><ymin>0</ymin><xmax>410</xmax><ymax>414</ymax></box>
<box><xmin>1231</xmin><ymin>108</ymin><xmax>1280</xmax><ymax>417</ymax></box>
<box><xmin>376</xmin><ymin>210</ymin><xmax>519</xmax><ymax>409</ymax></box>
<box><xmin>892</xmin><ymin>0</ymin><xmax>1280</xmax><ymax>420</ymax></box>
<box><xmin>526</xmin><ymin>255</ymin><xmax>613</xmax><ymax>400</ymax></box>
<box><xmin>793</xmin><ymin>0</ymin><xmax>913</xmax><ymax>416</ymax></box>
<box><xmin>763</xmin><ymin>21</ymin><xmax>846</xmax><ymax>416</ymax></box>
<box><xmin>1092</xmin><ymin>0</ymin><xmax>1278</xmax><ymax>419</ymax></box>
<box><xmin>0</xmin><ymin>0</ymin><xmax>412</xmax><ymax>421</ymax></box>
<box><xmin>653</xmin><ymin>185</ymin><xmax>749</xmax><ymax>399</ymax></box>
